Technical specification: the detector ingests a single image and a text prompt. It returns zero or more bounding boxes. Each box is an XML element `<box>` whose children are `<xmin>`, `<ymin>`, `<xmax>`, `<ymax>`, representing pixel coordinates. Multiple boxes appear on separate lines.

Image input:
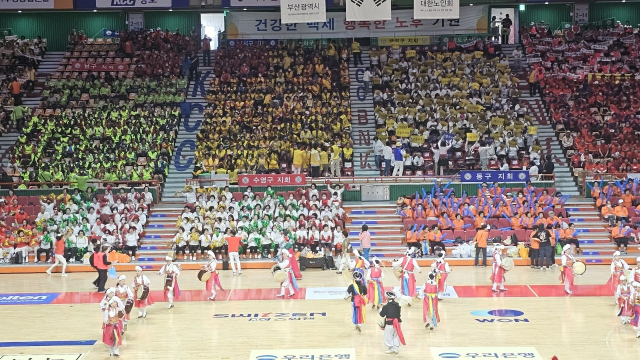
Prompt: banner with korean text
<box><xmin>225</xmin><ymin>6</ymin><xmax>488</xmax><ymax>39</ymax></box>
<box><xmin>281</xmin><ymin>0</ymin><xmax>326</xmax><ymax>24</ymax></box>
<box><xmin>460</xmin><ymin>171</ymin><xmax>529</xmax><ymax>183</ymax></box>
<box><xmin>346</xmin><ymin>0</ymin><xmax>391</xmax><ymax>21</ymax></box>
<box><xmin>415</xmin><ymin>0</ymin><xmax>460</xmax><ymax>20</ymax></box>
<box><xmin>238</xmin><ymin>174</ymin><xmax>306</xmax><ymax>187</ymax></box>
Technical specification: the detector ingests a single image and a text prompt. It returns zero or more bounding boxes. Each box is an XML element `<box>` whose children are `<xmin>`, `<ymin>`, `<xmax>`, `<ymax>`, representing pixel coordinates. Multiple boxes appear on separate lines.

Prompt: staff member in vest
<box><xmin>392</xmin><ymin>142</ymin><xmax>406</xmax><ymax>177</ymax></box>
<box><xmin>94</xmin><ymin>245</ymin><xmax>116</xmax><ymax>292</ymax></box>
<box><xmin>46</xmin><ymin>234</ymin><xmax>68</xmax><ymax>277</ymax></box>
<box><xmin>379</xmin><ymin>291</ymin><xmax>405</xmax><ymax>354</ymax></box>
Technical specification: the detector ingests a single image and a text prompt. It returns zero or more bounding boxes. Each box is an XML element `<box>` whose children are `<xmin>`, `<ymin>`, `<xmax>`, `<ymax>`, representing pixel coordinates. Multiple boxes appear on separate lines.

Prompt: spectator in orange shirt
<box><xmin>601</xmin><ymin>201</ymin><xmax>615</xmax><ymax>225</ymax></box>
<box><xmin>529</xmin><ymin>226</ymin><xmax>541</xmax><ymax>269</ymax></box>
<box><xmin>611</xmin><ymin>220</ymin><xmax>631</xmax><ymax>254</ymax></box>
<box><xmin>621</xmin><ymin>189</ymin><xmax>633</xmax><ymax>208</ymax></box>
<box><xmin>562</xmin><ymin>222</ymin><xmax>581</xmax><ymax>253</ymax></box>
<box><xmin>452</xmin><ymin>214</ymin><xmax>465</xmax><ymax>230</ymax></box>
<box><xmin>427</xmin><ymin>225</ymin><xmax>443</xmax><ymax>256</ymax></box>
<box><xmin>413</xmin><ymin>204</ymin><xmax>427</xmax><ymax>220</ymax></box>
<box><xmin>473</xmin><ymin>224</ymin><xmax>489</xmax><ymax>267</ymax></box>
<box><xmin>613</xmin><ymin>199</ymin><xmax>629</xmax><ymax>223</ymax></box>
<box><xmin>405</xmin><ymin>226</ymin><xmax>423</xmax><ymax>252</ymax></box>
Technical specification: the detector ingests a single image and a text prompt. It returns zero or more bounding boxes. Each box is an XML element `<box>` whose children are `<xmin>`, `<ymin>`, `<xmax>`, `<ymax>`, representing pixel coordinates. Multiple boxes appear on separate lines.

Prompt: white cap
<box><xmin>282</xmin><ymin>250</ymin><xmax>290</xmax><ymax>258</ymax></box>
<box><xmin>165</xmin><ymin>256</ymin><xmax>173</xmax><ymax>261</ymax></box>
<box><xmin>118</xmin><ymin>275</ymin><xmax>126</xmax><ymax>281</ymax></box>
<box><xmin>621</xmin><ymin>275</ymin><xmax>627</xmax><ymax>282</ymax></box>
<box><xmin>135</xmin><ymin>266</ymin><xmax>142</xmax><ymax>272</ymax></box>
<box><xmin>614</xmin><ymin>251</ymin><xmax>621</xmax><ymax>257</ymax></box>
<box><xmin>631</xmin><ymin>281</ymin><xmax>640</xmax><ymax>288</ymax></box>
<box><xmin>207</xmin><ymin>250</ymin><xmax>215</xmax><ymax>257</ymax></box>
<box><xmin>563</xmin><ymin>244</ymin><xmax>571</xmax><ymax>252</ymax></box>
<box><xmin>494</xmin><ymin>244</ymin><xmax>504</xmax><ymax>250</ymax></box>
<box><xmin>636</xmin><ymin>257</ymin><xmax>640</xmax><ymax>263</ymax></box>
<box><xmin>619</xmin><ymin>199</ymin><xmax>624</xmax><ymax>203</ymax></box>
<box><xmin>106</xmin><ymin>287</ymin><xmax>116</xmax><ymax>295</ymax></box>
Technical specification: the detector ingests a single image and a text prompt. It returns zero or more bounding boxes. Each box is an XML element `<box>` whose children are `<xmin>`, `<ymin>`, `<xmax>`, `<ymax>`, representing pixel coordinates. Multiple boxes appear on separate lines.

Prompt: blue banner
<box><xmin>227</xmin><ymin>39</ymin><xmax>278</xmax><ymax>47</ymax></box>
<box><xmin>103</xmin><ymin>29</ymin><xmax>120</xmax><ymax>37</ymax></box>
<box><xmin>0</xmin><ymin>293</ymin><xmax>60</xmax><ymax>305</ymax></box>
<box><xmin>460</xmin><ymin>170</ymin><xmax>530</xmax><ymax>183</ymax></box>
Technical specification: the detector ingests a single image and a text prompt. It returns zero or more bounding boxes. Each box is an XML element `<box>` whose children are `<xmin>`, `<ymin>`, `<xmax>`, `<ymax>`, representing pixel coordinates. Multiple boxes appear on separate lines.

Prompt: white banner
<box><xmin>346</xmin><ymin>0</ymin><xmax>391</xmax><ymax>21</ymax></box>
<box><xmin>431</xmin><ymin>347</ymin><xmax>544</xmax><ymax>360</ymax></box>
<box><xmin>96</xmin><ymin>0</ymin><xmax>172</xmax><ymax>8</ymax></box>
<box><xmin>305</xmin><ymin>287</ymin><xmax>349</xmax><ymax>300</ymax></box>
<box><xmin>129</xmin><ymin>13</ymin><xmax>144</xmax><ymax>31</ymax></box>
<box><xmin>281</xmin><ymin>0</ymin><xmax>326</xmax><ymax>24</ymax></box>
<box><xmin>0</xmin><ymin>0</ymin><xmax>54</xmax><ymax>9</ymax></box>
<box><xmin>226</xmin><ymin>6</ymin><xmax>488</xmax><ymax>39</ymax></box>
<box><xmin>574</xmin><ymin>4</ymin><xmax>588</xmax><ymax>24</ymax></box>
<box><xmin>230</xmin><ymin>0</ymin><xmax>279</xmax><ymax>6</ymax></box>
<box><xmin>415</xmin><ymin>0</ymin><xmax>459</xmax><ymax>20</ymax></box>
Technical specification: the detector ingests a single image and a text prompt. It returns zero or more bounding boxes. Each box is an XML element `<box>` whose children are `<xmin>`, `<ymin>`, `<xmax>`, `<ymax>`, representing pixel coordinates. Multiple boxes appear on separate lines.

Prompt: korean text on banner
<box><xmin>95</xmin><ymin>0</ymin><xmax>173</xmax><ymax>8</ymax></box>
<box><xmin>415</xmin><ymin>0</ymin><xmax>460</xmax><ymax>20</ymax></box>
<box><xmin>378</xmin><ymin>36</ymin><xmax>431</xmax><ymax>46</ymax></box>
<box><xmin>238</xmin><ymin>174</ymin><xmax>306</xmax><ymax>186</ymax></box>
<box><xmin>346</xmin><ymin>0</ymin><xmax>392</xmax><ymax>21</ymax></box>
<box><xmin>225</xmin><ymin>6</ymin><xmax>487</xmax><ymax>39</ymax></box>
<box><xmin>0</xmin><ymin>0</ymin><xmax>54</xmax><ymax>9</ymax></box>
<box><xmin>460</xmin><ymin>170</ymin><xmax>530</xmax><ymax>183</ymax></box>
<box><xmin>281</xmin><ymin>0</ymin><xmax>326</xmax><ymax>24</ymax></box>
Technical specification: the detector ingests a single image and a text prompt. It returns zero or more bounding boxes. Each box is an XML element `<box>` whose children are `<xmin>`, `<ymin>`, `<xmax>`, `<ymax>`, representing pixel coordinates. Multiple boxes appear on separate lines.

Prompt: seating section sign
<box><xmin>461</xmin><ymin>171</ymin><xmax>530</xmax><ymax>183</ymax></box>
<box><xmin>238</xmin><ymin>174</ymin><xmax>306</xmax><ymax>186</ymax></box>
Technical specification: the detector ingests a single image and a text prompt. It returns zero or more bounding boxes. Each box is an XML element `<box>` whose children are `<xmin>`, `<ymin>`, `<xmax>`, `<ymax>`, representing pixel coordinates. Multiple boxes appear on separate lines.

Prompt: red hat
<box><xmin>552</xmin><ymin>356</ymin><xmax>558</xmax><ymax>360</ymax></box>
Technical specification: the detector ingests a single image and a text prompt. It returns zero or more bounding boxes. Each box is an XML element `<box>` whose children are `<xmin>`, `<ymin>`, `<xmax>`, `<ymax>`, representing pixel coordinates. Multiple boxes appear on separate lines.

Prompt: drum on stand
<box><xmin>271</xmin><ymin>264</ymin><xmax>287</xmax><ymax>283</ymax></box>
<box><xmin>572</xmin><ymin>260</ymin><xmax>587</xmax><ymax>275</ymax></box>
<box><xmin>198</xmin><ymin>269</ymin><xmax>212</xmax><ymax>282</ymax></box>
<box><xmin>136</xmin><ymin>285</ymin><xmax>149</xmax><ymax>300</ymax></box>
<box><xmin>501</xmin><ymin>257</ymin><xmax>515</xmax><ymax>272</ymax></box>
<box><xmin>124</xmin><ymin>298</ymin><xmax>134</xmax><ymax>314</ymax></box>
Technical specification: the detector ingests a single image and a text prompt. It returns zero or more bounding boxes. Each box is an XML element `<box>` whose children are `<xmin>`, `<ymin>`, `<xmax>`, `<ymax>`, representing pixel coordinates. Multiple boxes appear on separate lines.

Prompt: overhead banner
<box><xmin>226</xmin><ymin>6</ymin><xmax>488</xmax><ymax>39</ymax></box>
<box><xmin>460</xmin><ymin>170</ymin><xmax>530</xmax><ymax>183</ymax></box>
<box><xmin>95</xmin><ymin>0</ymin><xmax>172</xmax><ymax>8</ymax></box>
<box><xmin>346</xmin><ymin>0</ymin><xmax>391</xmax><ymax>21</ymax></box>
<box><xmin>414</xmin><ymin>0</ymin><xmax>460</xmax><ymax>20</ymax></box>
<box><xmin>281</xmin><ymin>0</ymin><xmax>326</xmax><ymax>24</ymax></box>
<box><xmin>0</xmin><ymin>0</ymin><xmax>54</xmax><ymax>9</ymax></box>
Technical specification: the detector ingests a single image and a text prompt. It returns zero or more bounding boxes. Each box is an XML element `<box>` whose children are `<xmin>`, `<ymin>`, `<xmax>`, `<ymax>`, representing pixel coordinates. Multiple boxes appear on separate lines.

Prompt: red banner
<box><xmin>238</xmin><ymin>174</ymin><xmax>306</xmax><ymax>187</ymax></box>
<box><xmin>69</xmin><ymin>62</ymin><xmax>129</xmax><ymax>72</ymax></box>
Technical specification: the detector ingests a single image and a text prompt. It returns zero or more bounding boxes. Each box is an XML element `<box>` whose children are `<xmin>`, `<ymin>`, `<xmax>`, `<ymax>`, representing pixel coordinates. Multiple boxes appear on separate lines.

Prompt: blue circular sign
<box><xmin>471</xmin><ymin>309</ymin><xmax>524</xmax><ymax>317</ymax></box>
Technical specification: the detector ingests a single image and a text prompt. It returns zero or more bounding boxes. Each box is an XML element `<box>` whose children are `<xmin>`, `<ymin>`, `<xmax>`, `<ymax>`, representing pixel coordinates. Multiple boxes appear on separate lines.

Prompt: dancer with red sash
<box><xmin>204</xmin><ymin>251</ymin><xmax>224</xmax><ymax>300</ymax></box>
<box><xmin>559</xmin><ymin>244</ymin><xmax>576</xmax><ymax>295</ymax></box>
<box><xmin>628</xmin><ymin>257</ymin><xmax>640</xmax><ymax>284</ymax></box>
<box><xmin>347</xmin><ymin>271</ymin><xmax>368</xmax><ymax>332</ymax></box>
<box><xmin>432</xmin><ymin>252</ymin><xmax>451</xmax><ymax>300</ymax></box>
<box><xmin>490</xmin><ymin>244</ymin><xmax>507</xmax><ymax>292</ymax></box>
<box><xmin>158</xmin><ymin>256</ymin><xmax>181</xmax><ymax>308</ymax></box>
<box><xmin>367</xmin><ymin>257</ymin><xmax>385</xmax><ymax>309</ymax></box>
<box><xmin>608</xmin><ymin>252</ymin><xmax>630</xmax><ymax>297</ymax></box>
<box><xmin>132</xmin><ymin>266</ymin><xmax>154</xmax><ymax>318</ymax></box>
<box><xmin>277</xmin><ymin>250</ymin><xmax>299</xmax><ymax>298</ymax></box>
<box><xmin>379</xmin><ymin>291</ymin><xmax>405</xmax><ymax>354</ymax></box>
<box><xmin>423</xmin><ymin>271</ymin><xmax>440</xmax><ymax>330</ymax></box>
<box><xmin>102</xmin><ymin>298</ymin><xmax>123</xmax><ymax>357</ymax></box>
<box><xmin>616</xmin><ymin>275</ymin><xmax>634</xmax><ymax>325</ymax></box>
<box><xmin>350</xmin><ymin>249</ymin><xmax>370</xmax><ymax>280</ymax></box>
<box><xmin>285</xmin><ymin>242</ymin><xmax>302</xmax><ymax>280</ymax></box>
<box><xmin>114</xmin><ymin>275</ymin><xmax>134</xmax><ymax>330</ymax></box>
<box><xmin>392</xmin><ymin>248</ymin><xmax>421</xmax><ymax>297</ymax></box>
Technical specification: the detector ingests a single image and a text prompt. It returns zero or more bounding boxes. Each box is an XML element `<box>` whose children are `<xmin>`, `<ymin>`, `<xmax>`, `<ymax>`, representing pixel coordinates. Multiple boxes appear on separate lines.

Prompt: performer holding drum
<box><xmin>609</xmin><ymin>252</ymin><xmax>630</xmax><ymax>298</ymax></box>
<box><xmin>392</xmin><ymin>248</ymin><xmax>421</xmax><ymax>297</ymax></box>
<box><xmin>199</xmin><ymin>250</ymin><xmax>224</xmax><ymax>300</ymax></box>
<box><xmin>616</xmin><ymin>275</ymin><xmax>634</xmax><ymax>325</ymax></box>
<box><xmin>560</xmin><ymin>244</ymin><xmax>580</xmax><ymax>295</ymax></box>
<box><xmin>491</xmin><ymin>244</ymin><xmax>510</xmax><ymax>292</ymax></box>
<box><xmin>367</xmin><ymin>258</ymin><xmax>386</xmax><ymax>309</ymax></box>
<box><xmin>132</xmin><ymin>266</ymin><xmax>153</xmax><ymax>318</ymax></box>
<box><xmin>158</xmin><ymin>256</ymin><xmax>181</xmax><ymax>309</ymax></box>
<box><xmin>432</xmin><ymin>252</ymin><xmax>451</xmax><ymax>300</ymax></box>
<box><xmin>114</xmin><ymin>275</ymin><xmax>134</xmax><ymax>331</ymax></box>
<box><xmin>276</xmin><ymin>250</ymin><xmax>299</xmax><ymax>298</ymax></box>
<box><xmin>102</xmin><ymin>298</ymin><xmax>124</xmax><ymax>357</ymax></box>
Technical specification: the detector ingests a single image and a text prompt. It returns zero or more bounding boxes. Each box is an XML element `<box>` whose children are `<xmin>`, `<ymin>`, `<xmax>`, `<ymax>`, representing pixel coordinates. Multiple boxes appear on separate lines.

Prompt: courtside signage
<box><xmin>214</xmin><ymin>312</ymin><xmax>326</xmax><ymax>322</ymax></box>
<box><xmin>249</xmin><ymin>348</ymin><xmax>356</xmax><ymax>360</ymax></box>
<box><xmin>0</xmin><ymin>355</ymin><xmax>84</xmax><ymax>360</ymax></box>
<box><xmin>471</xmin><ymin>309</ymin><xmax>530</xmax><ymax>323</ymax></box>
<box><xmin>431</xmin><ymin>347</ymin><xmax>543</xmax><ymax>359</ymax></box>
<box><xmin>0</xmin><ymin>293</ymin><xmax>59</xmax><ymax>305</ymax></box>
<box><xmin>305</xmin><ymin>287</ymin><xmax>349</xmax><ymax>300</ymax></box>
<box><xmin>392</xmin><ymin>286</ymin><xmax>459</xmax><ymax>299</ymax></box>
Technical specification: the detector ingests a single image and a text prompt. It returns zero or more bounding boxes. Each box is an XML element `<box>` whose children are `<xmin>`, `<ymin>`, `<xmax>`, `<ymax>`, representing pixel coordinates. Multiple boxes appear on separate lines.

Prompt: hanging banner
<box><xmin>346</xmin><ymin>0</ymin><xmax>391</xmax><ymax>21</ymax></box>
<box><xmin>414</xmin><ymin>0</ymin><xmax>460</xmax><ymax>20</ymax></box>
<box><xmin>230</xmin><ymin>0</ymin><xmax>280</xmax><ymax>6</ymax></box>
<box><xmin>226</xmin><ymin>6</ymin><xmax>488</xmax><ymax>39</ymax></box>
<box><xmin>574</xmin><ymin>4</ymin><xmax>588</xmax><ymax>24</ymax></box>
<box><xmin>238</xmin><ymin>174</ymin><xmax>306</xmax><ymax>186</ymax></box>
<box><xmin>281</xmin><ymin>0</ymin><xmax>326</xmax><ymax>24</ymax></box>
<box><xmin>461</xmin><ymin>170</ymin><xmax>529</xmax><ymax>183</ymax></box>
<box><xmin>129</xmin><ymin>13</ymin><xmax>144</xmax><ymax>31</ymax></box>
<box><xmin>95</xmin><ymin>0</ymin><xmax>172</xmax><ymax>8</ymax></box>
<box><xmin>0</xmin><ymin>0</ymin><xmax>56</xmax><ymax>9</ymax></box>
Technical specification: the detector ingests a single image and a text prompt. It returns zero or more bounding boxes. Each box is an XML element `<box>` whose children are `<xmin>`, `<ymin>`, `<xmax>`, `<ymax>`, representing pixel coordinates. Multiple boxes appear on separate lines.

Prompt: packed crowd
<box><xmin>8</xmin><ymin>29</ymin><xmax>196</xmax><ymax>186</ymax></box>
<box><xmin>0</xmin><ymin>35</ymin><xmax>46</xmax><ymax>132</ymax></box>
<box><xmin>194</xmin><ymin>41</ymin><xmax>352</xmax><ymax>179</ymax></box>
<box><xmin>366</xmin><ymin>45</ymin><xmax>542</xmax><ymax>176</ymax></box>
<box><xmin>398</xmin><ymin>181</ymin><xmax>572</xmax><ymax>258</ymax></box>
<box><xmin>173</xmin><ymin>184</ymin><xmax>348</xmax><ymax>261</ymax></box>
<box><xmin>0</xmin><ymin>186</ymin><xmax>155</xmax><ymax>265</ymax></box>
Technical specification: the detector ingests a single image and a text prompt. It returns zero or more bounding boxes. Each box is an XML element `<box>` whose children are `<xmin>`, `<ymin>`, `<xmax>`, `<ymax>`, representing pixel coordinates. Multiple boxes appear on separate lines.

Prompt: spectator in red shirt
<box><xmin>225</xmin><ymin>229</ymin><xmax>244</xmax><ymax>275</ymax></box>
<box><xmin>202</xmin><ymin>36</ymin><xmax>211</xmax><ymax>67</ymax></box>
<box><xmin>46</xmin><ymin>235</ymin><xmax>68</xmax><ymax>276</ymax></box>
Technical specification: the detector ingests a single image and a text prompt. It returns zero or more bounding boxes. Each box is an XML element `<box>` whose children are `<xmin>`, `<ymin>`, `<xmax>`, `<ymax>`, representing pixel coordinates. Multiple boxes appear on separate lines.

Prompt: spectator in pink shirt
<box><xmin>358</xmin><ymin>224</ymin><xmax>371</xmax><ymax>261</ymax></box>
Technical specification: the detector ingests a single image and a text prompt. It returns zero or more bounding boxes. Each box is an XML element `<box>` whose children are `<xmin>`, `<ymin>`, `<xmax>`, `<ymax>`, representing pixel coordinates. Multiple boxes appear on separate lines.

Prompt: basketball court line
<box><xmin>0</xmin><ymin>340</ymin><xmax>97</xmax><ymax>347</ymax></box>
<box><xmin>0</xmin><ymin>284</ymin><xmax>613</xmax><ymax>306</ymax></box>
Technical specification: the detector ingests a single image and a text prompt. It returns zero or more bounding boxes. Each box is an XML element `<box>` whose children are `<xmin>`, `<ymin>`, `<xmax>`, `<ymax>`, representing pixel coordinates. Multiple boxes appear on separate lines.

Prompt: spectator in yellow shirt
<box><xmin>320</xmin><ymin>147</ymin><xmax>330</xmax><ymax>176</ymax></box>
<box><xmin>331</xmin><ymin>143</ymin><xmax>342</xmax><ymax>177</ymax></box>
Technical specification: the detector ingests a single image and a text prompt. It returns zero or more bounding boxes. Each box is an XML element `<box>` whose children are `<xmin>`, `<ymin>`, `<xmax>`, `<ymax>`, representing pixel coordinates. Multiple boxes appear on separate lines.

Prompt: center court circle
<box><xmin>470</xmin><ymin>309</ymin><xmax>525</xmax><ymax>317</ymax></box>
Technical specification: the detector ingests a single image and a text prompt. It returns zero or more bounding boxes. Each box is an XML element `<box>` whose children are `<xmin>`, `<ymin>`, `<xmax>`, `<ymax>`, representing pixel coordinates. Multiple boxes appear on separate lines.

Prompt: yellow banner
<box><xmin>467</xmin><ymin>133</ymin><xmax>479</xmax><ymax>141</ymax></box>
<box><xmin>528</xmin><ymin>126</ymin><xmax>538</xmax><ymax>135</ymax></box>
<box><xmin>490</xmin><ymin>117</ymin><xmax>504</xmax><ymax>126</ymax></box>
<box><xmin>406</xmin><ymin>50</ymin><xmax>416</xmax><ymax>58</ymax></box>
<box><xmin>397</xmin><ymin>128</ymin><xmax>411</xmax><ymax>137</ymax></box>
<box><xmin>378</xmin><ymin>36</ymin><xmax>431</xmax><ymax>47</ymax></box>
<box><xmin>411</xmin><ymin>135</ymin><xmax>425</xmax><ymax>144</ymax></box>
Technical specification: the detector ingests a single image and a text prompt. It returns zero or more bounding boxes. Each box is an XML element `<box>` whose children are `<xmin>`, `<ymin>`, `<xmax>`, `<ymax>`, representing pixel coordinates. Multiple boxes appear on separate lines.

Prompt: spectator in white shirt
<box><xmin>528</xmin><ymin>161</ymin><xmax>539</xmax><ymax>180</ymax></box>
<box><xmin>372</xmin><ymin>136</ymin><xmax>384</xmax><ymax>171</ymax></box>
<box><xmin>362</xmin><ymin>67</ymin><xmax>372</xmax><ymax>95</ymax></box>
<box><xmin>382</xmin><ymin>141</ymin><xmax>393</xmax><ymax>176</ymax></box>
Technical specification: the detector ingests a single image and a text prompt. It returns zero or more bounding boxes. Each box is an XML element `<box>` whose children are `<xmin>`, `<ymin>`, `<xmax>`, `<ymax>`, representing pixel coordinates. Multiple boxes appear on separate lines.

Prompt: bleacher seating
<box><xmin>195</xmin><ymin>41</ymin><xmax>352</xmax><ymax>179</ymax></box>
<box><xmin>369</xmin><ymin>45</ymin><xmax>537</xmax><ymax>175</ymax></box>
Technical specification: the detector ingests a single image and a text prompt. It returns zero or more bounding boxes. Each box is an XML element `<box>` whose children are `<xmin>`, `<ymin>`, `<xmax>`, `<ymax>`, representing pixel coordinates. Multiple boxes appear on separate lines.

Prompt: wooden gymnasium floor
<box><xmin>0</xmin><ymin>265</ymin><xmax>638</xmax><ymax>360</ymax></box>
